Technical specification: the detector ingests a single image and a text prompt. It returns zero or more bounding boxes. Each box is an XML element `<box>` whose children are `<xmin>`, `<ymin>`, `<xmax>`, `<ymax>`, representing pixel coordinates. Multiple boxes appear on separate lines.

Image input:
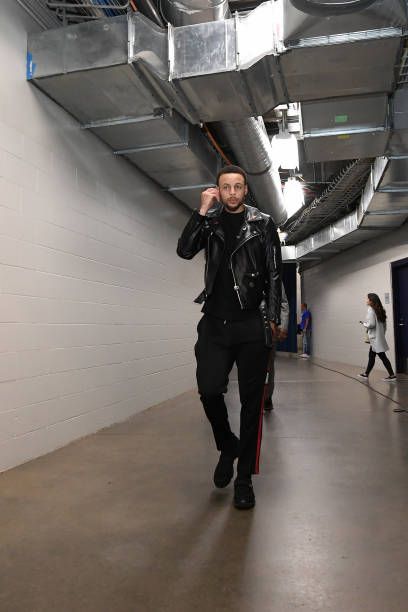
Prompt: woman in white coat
<box><xmin>359</xmin><ymin>293</ymin><xmax>396</xmax><ymax>381</ymax></box>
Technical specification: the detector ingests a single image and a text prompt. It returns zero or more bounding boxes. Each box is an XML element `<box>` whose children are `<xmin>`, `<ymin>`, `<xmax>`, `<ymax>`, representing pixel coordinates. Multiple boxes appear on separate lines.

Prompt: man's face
<box><xmin>217</xmin><ymin>173</ymin><xmax>248</xmax><ymax>213</ymax></box>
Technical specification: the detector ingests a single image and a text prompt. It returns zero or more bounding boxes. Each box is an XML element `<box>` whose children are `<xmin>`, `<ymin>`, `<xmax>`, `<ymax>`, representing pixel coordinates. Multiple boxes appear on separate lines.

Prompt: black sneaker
<box><xmin>358</xmin><ymin>373</ymin><xmax>368</xmax><ymax>379</ymax></box>
<box><xmin>383</xmin><ymin>375</ymin><xmax>397</xmax><ymax>382</ymax></box>
<box><xmin>233</xmin><ymin>479</ymin><xmax>255</xmax><ymax>510</ymax></box>
<box><xmin>213</xmin><ymin>452</ymin><xmax>237</xmax><ymax>488</ymax></box>
<box><xmin>264</xmin><ymin>397</ymin><xmax>273</xmax><ymax>411</ymax></box>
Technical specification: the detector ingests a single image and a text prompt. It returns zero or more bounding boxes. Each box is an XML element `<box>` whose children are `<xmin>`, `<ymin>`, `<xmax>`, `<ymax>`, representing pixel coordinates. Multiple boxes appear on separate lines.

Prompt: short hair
<box><xmin>302</xmin><ymin>302</ymin><xmax>307</xmax><ymax>308</ymax></box>
<box><xmin>216</xmin><ymin>165</ymin><xmax>247</xmax><ymax>186</ymax></box>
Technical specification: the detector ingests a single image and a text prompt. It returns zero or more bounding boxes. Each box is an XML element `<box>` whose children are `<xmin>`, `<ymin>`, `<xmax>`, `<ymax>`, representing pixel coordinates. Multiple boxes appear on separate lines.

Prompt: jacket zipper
<box><xmin>230</xmin><ymin>233</ymin><xmax>259</xmax><ymax>309</ymax></box>
<box><xmin>204</xmin><ymin>232</ymin><xmax>212</xmax><ymax>296</ymax></box>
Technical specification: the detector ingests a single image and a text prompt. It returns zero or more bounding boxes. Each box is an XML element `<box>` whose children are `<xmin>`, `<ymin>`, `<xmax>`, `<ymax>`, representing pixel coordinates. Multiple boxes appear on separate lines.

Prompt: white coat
<box><xmin>363</xmin><ymin>305</ymin><xmax>389</xmax><ymax>353</ymax></box>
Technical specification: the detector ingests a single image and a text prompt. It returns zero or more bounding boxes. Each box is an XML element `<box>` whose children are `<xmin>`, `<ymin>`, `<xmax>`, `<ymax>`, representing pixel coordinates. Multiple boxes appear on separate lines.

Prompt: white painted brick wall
<box><xmin>302</xmin><ymin>225</ymin><xmax>408</xmax><ymax>370</ymax></box>
<box><xmin>0</xmin><ymin>1</ymin><xmax>204</xmax><ymax>471</ymax></box>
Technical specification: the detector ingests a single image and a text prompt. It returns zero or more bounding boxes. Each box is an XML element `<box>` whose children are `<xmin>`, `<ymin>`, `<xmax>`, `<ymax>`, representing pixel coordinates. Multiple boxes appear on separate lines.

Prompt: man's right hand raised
<box><xmin>199</xmin><ymin>187</ymin><xmax>220</xmax><ymax>216</ymax></box>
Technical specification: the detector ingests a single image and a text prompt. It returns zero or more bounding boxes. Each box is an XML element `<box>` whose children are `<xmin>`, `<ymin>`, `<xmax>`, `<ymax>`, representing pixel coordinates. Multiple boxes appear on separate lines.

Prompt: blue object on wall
<box><xmin>26</xmin><ymin>52</ymin><xmax>36</xmax><ymax>80</ymax></box>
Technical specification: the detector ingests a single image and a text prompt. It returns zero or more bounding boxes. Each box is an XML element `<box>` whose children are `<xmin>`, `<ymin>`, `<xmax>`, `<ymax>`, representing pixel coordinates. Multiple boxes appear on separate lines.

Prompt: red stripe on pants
<box><xmin>254</xmin><ymin>384</ymin><xmax>267</xmax><ymax>474</ymax></box>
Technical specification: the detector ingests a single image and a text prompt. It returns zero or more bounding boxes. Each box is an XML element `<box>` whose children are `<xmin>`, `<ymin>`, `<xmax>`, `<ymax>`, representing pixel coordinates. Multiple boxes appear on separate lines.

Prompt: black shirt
<box><xmin>203</xmin><ymin>209</ymin><xmax>259</xmax><ymax>321</ymax></box>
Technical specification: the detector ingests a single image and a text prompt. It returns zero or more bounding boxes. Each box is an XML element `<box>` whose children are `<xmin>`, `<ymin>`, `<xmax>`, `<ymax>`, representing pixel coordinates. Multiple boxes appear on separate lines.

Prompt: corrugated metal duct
<box><xmin>221</xmin><ymin>118</ymin><xmax>287</xmax><ymax>226</ymax></box>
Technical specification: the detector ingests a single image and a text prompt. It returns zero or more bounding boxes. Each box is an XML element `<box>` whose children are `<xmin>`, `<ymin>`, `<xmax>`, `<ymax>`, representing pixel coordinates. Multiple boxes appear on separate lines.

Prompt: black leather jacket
<box><xmin>177</xmin><ymin>203</ymin><xmax>282</xmax><ymax>324</ymax></box>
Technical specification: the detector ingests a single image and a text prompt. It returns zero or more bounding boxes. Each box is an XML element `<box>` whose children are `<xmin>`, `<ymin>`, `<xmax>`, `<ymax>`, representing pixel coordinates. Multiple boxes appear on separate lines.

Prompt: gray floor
<box><xmin>1</xmin><ymin>356</ymin><xmax>408</xmax><ymax>612</ymax></box>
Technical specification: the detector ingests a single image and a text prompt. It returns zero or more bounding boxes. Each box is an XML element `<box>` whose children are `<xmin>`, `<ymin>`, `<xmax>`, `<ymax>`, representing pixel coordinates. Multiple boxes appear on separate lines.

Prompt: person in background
<box><xmin>299</xmin><ymin>302</ymin><xmax>311</xmax><ymax>358</ymax></box>
<box><xmin>358</xmin><ymin>293</ymin><xmax>396</xmax><ymax>381</ymax></box>
<box><xmin>264</xmin><ymin>283</ymin><xmax>289</xmax><ymax>411</ymax></box>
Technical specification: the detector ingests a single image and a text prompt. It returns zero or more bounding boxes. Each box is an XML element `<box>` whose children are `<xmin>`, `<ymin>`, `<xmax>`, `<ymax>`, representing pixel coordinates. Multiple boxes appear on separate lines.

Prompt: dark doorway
<box><xmin>392</xmin><ymin>257</ymin><xmax>408</xmax><ymax>374</ymax></box>
<box><xmin>277</xmin><ymin>263</ymin><xmax>297</xmax><ymax>354</ymax></box>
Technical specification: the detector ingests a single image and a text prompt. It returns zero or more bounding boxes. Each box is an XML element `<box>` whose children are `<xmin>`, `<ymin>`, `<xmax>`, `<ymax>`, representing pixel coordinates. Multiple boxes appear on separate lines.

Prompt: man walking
<box><xmin>177</xmin><ymin>165</ymin><xmax>282</xmax><ymax>509</ymax></box>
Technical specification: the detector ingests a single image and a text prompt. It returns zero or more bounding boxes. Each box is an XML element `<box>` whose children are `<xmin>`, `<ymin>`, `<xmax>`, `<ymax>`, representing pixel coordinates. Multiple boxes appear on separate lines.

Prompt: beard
<box><xmin>219</xmin><ymin>193</ymin><xmax>245</xmax><ymax>213</ymax></box>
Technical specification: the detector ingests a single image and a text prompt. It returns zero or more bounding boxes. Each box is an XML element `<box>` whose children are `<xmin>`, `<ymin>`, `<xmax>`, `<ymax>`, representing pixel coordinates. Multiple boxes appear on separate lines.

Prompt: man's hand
<box><xmin>270</xmin><ymin>324</ymin><xmax>287</xmax><ymax>341</ymax></box>
<box><xmin>270</xmin><ymin>321</ymin><xmax>278</xmax><ymax>337</ymax></box>
<box><xmin>199</xmin><ymin>187</ymin><xmax>220</xmax><ymax>216</ymax></box>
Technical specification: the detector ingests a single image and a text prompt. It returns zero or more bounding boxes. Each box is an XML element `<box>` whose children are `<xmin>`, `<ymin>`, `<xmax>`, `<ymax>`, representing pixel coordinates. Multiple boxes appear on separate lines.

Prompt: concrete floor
<box><xmin>1</xmin><ymin>357</ymin><xmax>408</xmax><ymax>612</ymax></box>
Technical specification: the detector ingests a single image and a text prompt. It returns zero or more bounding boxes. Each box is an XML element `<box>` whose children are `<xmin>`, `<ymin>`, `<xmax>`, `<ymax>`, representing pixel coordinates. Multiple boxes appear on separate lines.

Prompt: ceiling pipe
<box><xmin>222</xmin><ymin>118</ymin><xmax>287</xmax><ymax>226</ymax></box>
<box><xmin>160</xmin><ymin>0</ymin><xmax>287</xmax><ymax>225</ymax></box>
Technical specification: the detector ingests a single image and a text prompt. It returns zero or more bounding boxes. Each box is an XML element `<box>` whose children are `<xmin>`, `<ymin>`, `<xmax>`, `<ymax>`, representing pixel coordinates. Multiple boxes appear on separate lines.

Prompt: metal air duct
<box><xmin>160</xmin><ymin>0</ymin><xmax>228</xmax><ymax>25</ymax></box>
<box><xmin>27</xmin><ymin>16</ymin><xmax>220</xmax><ymax>209</ymax></box>
<box><xmin>301</xmin><ymin>93</ymin><xmax>390</xmax><ymax>162</ymax></box>
<box><xmin>222</xmin><ymin>118</ymin><xmax>287</xmax><ymax>225</ymax></box>
<box><xmin>295</xmin><ymin>156</ymin><xmax>408</xmax><ymax>263</ymax></box>
<box><xmin>160</xmin><ymin>0</ymin><xmax>287</xmax><ymax>225</ymax></box>
<box><xmin>281</xmin><ymin>0</ymin><xmax>406</xmax><ymax>102</ymax></box>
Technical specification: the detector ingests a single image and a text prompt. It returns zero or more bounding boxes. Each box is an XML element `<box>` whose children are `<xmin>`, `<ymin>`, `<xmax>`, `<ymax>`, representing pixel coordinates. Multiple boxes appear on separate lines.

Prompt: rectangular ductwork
<box><xmin>301</xmin><ymin>94</ymin><xmax>390</xmax><ymax>162</ymax></box>
<box><xmin>130</xmin><ymin>2</ymin><xmax>287</xmax><ymax>122</ymax></box>
<box><xmin>358</xmin><ymin>157</ymin><xmax>408</xmax><ymax>228</ymax></box>
<box><xmin>29</xmin><ymin>2</ymin><xmax>407</xmax><ymax>126</ymax></box>
<box><xmin>130</xmin><ymin>0</ymin><xmax>406</xmax><ymax>123</ymax></box>
<box><xmin>114</xmin><ymin>113</ymin><xmax>220</xmax><ymax>206</ymax></box>
<box><xmin>28</xmin><ymin>16</ymin><xmax>221</xmax><ymax>210</ymax></box>
<box><xmin>26</xmin><ymin>1</ymin><xmax>408</xmax><ymax>226</ymax></box>
<box><xmin>280</xmin><ymin>0</ymin><xmax>406</xmax><ymax>102</ymax></box>
<box><xmin>294</xmin><ymin>156</ymin><xmax>408</xmax><ymax>262</ymax></box>
<box><xmin>282</xmin><ymin>0</ymin><xmax>407</xmax><ymax>44</ymax></box>
<box><xmin>388</xmin><ymin>87</ymin><xmax>408</xmax><ymax>156</ymax></box>
<box><xmin>279</xmin><ymin>37</ymin><xmax>401</xmax><ymax>102</ymax></box>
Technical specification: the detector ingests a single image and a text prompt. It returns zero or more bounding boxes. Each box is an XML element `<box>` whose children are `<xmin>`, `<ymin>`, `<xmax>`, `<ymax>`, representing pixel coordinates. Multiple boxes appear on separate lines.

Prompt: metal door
<box><xmin>392</xmin><ymin>258</ymin><xmax>408</xmax><ymax>373</ymax></box>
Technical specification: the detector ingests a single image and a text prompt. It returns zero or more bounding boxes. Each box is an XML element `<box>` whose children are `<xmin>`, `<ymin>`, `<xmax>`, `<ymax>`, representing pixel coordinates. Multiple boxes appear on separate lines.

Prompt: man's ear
<box><xmin>244</xmin><ymin>185</ymin><xmax>248</xmax><ymax>196</ymax></box>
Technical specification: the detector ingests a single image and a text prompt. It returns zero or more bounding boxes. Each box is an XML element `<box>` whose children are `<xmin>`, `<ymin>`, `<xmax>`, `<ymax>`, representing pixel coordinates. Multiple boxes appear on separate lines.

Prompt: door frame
<box><xmin>391</xmin><ymin>256</ymin><xmax>408</xmax><ymax>373</ymax></box>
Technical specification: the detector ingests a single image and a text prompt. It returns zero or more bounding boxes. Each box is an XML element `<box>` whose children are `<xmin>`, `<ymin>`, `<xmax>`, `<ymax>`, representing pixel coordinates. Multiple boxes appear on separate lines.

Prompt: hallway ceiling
<box><xmin>22</xmin><ymin>0</ymin><xmax>408</xmax><ymax>263</ymax></box>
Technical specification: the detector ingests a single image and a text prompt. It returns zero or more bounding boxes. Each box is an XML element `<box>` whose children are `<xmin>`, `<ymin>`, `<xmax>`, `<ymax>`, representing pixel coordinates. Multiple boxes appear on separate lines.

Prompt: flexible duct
<box><xmin>222</xmin><ymin>118</ymin><xmax>287</xmax><ymax>225</ymax></box>
<box><xmin>160</xmin><ymin>0</ymin><xmax>287</xmax><ymax>225</ymax></box>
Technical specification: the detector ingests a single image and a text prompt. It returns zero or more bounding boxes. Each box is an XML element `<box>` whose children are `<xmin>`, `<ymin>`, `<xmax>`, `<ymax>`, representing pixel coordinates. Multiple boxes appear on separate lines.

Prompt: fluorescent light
<box><xmin>271</xmin><ymin>130</ymin><xmax>299</xmax><ymax>170</ymax></box>
<box><xmin>283</xmin><ymin>177</ymin><xmax>304</xmax><ymax>217</ymax></box>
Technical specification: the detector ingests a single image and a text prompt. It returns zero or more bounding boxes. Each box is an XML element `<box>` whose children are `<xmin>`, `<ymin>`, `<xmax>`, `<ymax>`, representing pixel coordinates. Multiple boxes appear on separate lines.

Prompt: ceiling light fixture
<box><xmin>283</xmin><ymin>176</ymin><xmax>304</xmax><ymax>218</ymax></box>
<box><xmin>271</xmin><ymin>110</ymin><xmax>299</xmax><ymax>170</ymax></box>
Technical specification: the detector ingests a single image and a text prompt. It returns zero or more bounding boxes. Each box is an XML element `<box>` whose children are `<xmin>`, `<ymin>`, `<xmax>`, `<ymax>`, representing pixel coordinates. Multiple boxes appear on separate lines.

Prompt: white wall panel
<box><xmin>302</xmin><ymin>225</ymin><xmax>408</xmax><ymax>370</ymax></box>
<box><xmin>0</xmin><ymin>0</ymin><xmax>203</xmax><ymax>471</ymax></box>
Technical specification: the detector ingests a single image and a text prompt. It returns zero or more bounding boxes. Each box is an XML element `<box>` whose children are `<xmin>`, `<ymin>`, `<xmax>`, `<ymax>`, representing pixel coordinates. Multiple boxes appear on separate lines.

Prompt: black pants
<box><xmin>195</xmin><ymin>314</ymin><xmax>270</xmax><ymax>479</ymax></box>
<box><xmin>366</xmin><ymin>347</ymin><xmax>394</xmax><ymax>376</ymax></box>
